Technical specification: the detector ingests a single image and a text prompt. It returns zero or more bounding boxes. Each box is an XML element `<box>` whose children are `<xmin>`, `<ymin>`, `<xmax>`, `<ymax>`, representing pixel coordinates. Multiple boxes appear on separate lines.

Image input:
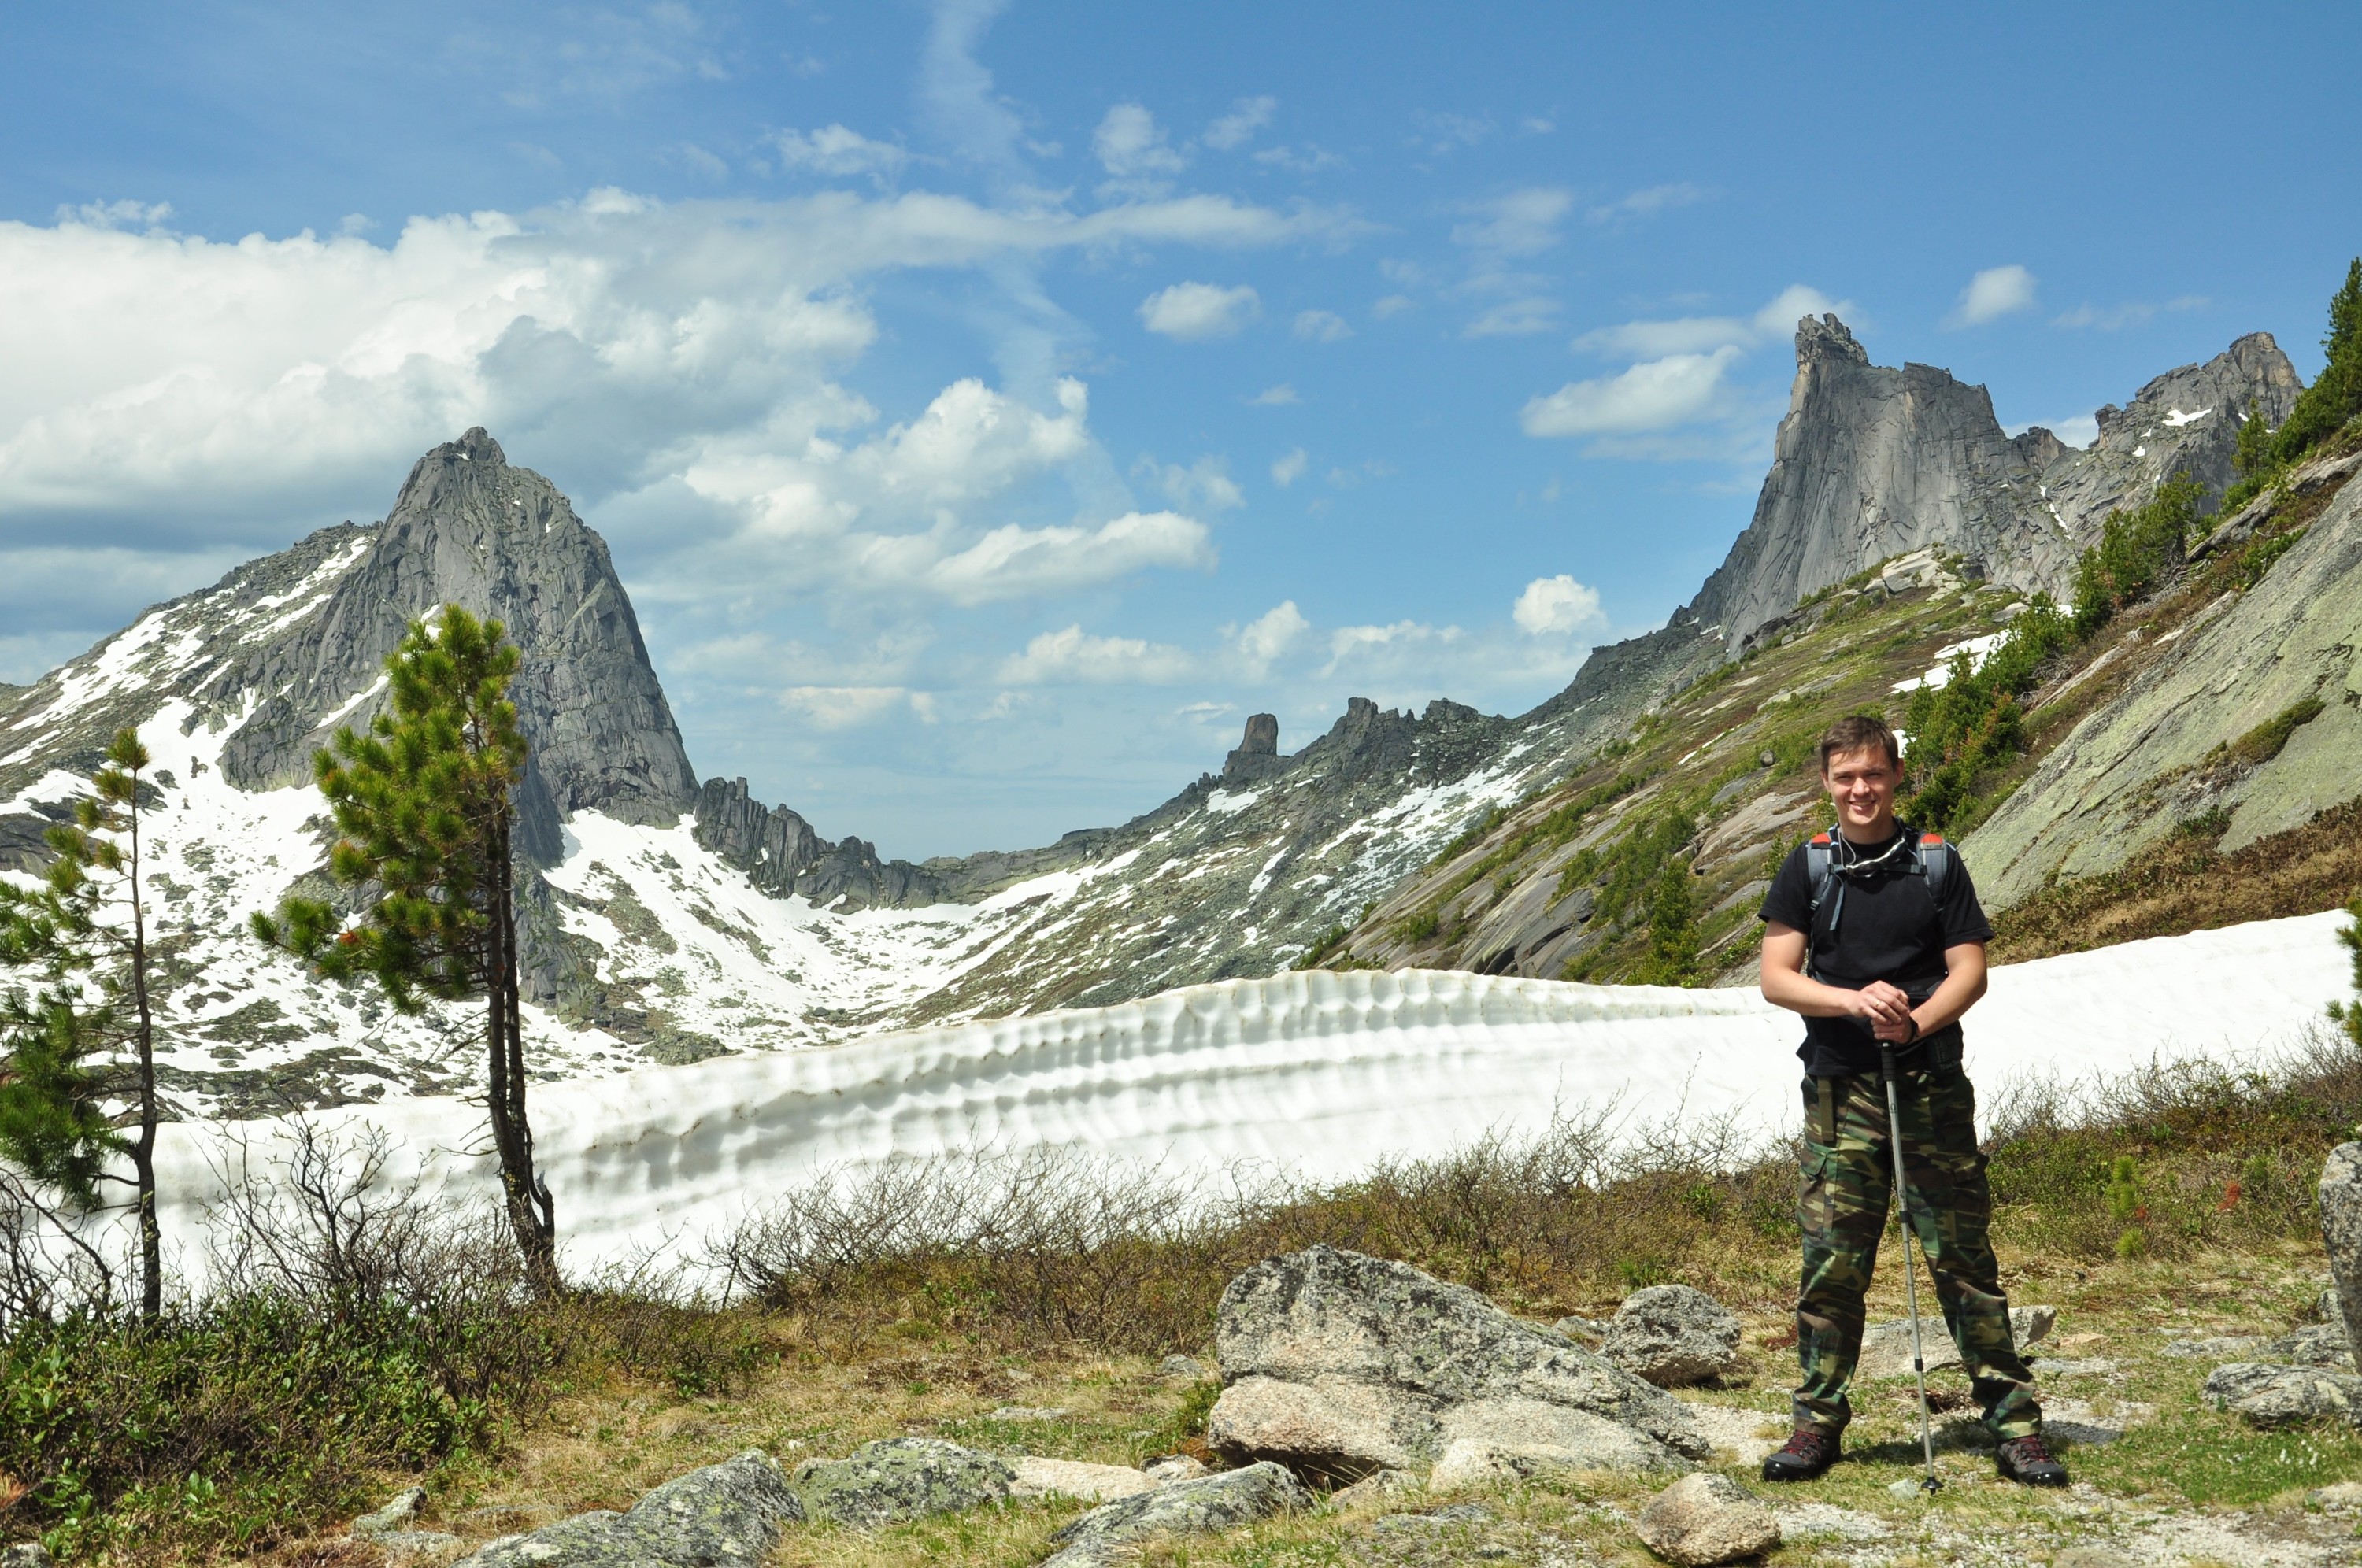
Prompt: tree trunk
<box><xmin>484</xmin><ymin>812</ymin><xmax>557</xmax><ymax>1292</ymax></box>
<box><xmin>128</xmin><ymin>767</ymin><xmax>161</xmax><ymax>1323</ymax></box>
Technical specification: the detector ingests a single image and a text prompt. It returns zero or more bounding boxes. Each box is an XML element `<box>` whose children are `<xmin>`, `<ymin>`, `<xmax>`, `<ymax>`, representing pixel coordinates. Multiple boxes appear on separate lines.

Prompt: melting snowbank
<box><xmin>146</xmin><ymin>910</ymin><xmax>2353</xmax><ymax>1287</ymax></box>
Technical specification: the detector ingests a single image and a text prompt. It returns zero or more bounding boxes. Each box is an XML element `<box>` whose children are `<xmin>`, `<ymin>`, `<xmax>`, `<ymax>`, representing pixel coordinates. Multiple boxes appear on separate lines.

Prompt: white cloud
<box><xmin>1251</xmin><ymin>144</ymin><xmax>1343</xmax><ymax>174</ymax></box>
<box><xmin>57</xmin><ymin>198</ymin><xmax>174</xmax><ymax>230</ymax></box>
<box><xmin>1950</xmin><ymin>264</ymin><xmax>2038</xmax><ymax>327</ymax></box>
<box><xmin>998</xmin><ymin>624</ymin><xmax>1194</xmax><ymax>684</ymax></box>
<box><xmin>1449</xmin><ymin>187</ymin><xmax>1573</xmax><ymax>257</ymax></box>
<box><xmin>770</xmin><ymin>124</ymin><xmax>913</xmax><ymax>182</ymax></box>
<box><xmin>1203</xmin><ymin>96</ymin><xmax>1276</xmax><ymax>151</ymax></box>
<box><xmin>1138</xmin><ymin>281</ymin><xmax>1261</xmax><ymax>340</ymax></box>
<box><xmin>1323</xmin><ymin>619</ymin><xmax>1461</xmax><ymax>675</ymax></box>
<box><xmin>1512</xmin><ymin>574</ymin><xmax>1606</xmax><ymax>635</ymax></box>
<box><xmin>780</xmin><ymin>686</ymin><xmax>928</xmax><ymax>729</ymax></box>
<box><xmin>1094</xmin><ymin>102</ymin><xmax>1187</xmax><ymax>183</ymax></box>
<box><xmin>1410</xmin><ymin>112</ymin><xmax>1494</xmax><ymax>155</ymax></box>
<box><xmin>2052</xmin><ymin>294</ymin><xmax>2208</xmax><ymax>331</ymax></box>
<box><xmin>1371</xmin><ymin>294</ymin><xmax>1413</xmax><ymax>319</ymax></box>
<box><xmin>1235</xmin><ymin>601</ymin><xmax>1309</xmax><ymax>669</ymax></box>
<box><xmin>1291</xmin><ymin>309</ymin><xmax>1352</xmax><ymax>343</ymax></box>
<box><xmin>1248</xmin><ymin>383</ymin><xmax>1299</xmax><ymax>406</ymax></box>
<box><xmin>1464</xmin><ymin>297</ymin><xmax>1561</xmax><ymax>338</ymax></box>
<box><xmin>1133</xmin><ymin>453</ymin><xmax>1244</xmax><ymax>512</ymax></box>
<box><xmin>1586</xmin><ymin>183</ymin><xmax>1705</xmax><ymax>224</ymax></box>
<box><xmin>1574</xmin><ymin>283</ymin><xmax>1849</xmax><ymax>358</ymax></box>
<box><xmin>1520</xmin><ymin>346</ymin><xmax>1742</xmax><ymax>437</ymax></box>
<box><xmin>1270</xmin><ymin>447</ymin><xmax>1308</xmax><ymax>486</ymax></box>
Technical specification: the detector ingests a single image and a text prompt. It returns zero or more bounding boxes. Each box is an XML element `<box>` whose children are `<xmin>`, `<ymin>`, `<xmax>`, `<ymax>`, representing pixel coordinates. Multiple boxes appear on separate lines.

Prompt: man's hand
<box><xmin>1853</xmin><ymin>980</ymin><xmax>1916</xmax><ymax>1042</ymax></box>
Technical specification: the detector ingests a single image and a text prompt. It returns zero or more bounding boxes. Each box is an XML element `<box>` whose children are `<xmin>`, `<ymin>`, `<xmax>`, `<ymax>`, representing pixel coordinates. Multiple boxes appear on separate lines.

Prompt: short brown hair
<box><xmin>1817</xmin><ymin>714</ymin><xmax>1901</xmax><ymax>773</ymax></box>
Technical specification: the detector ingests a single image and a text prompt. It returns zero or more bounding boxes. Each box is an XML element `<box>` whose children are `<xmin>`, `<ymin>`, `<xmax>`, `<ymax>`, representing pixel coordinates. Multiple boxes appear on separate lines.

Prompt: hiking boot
<box><xmin>1760</xmin><ymin>1426</ymin><xmax>1840</xmax><ymax>1482</ymax></box>
<box><xmin>1995</xmin><ymin>1433</ymin><xmax>2068</xmax><ymax>1487</ymax></box>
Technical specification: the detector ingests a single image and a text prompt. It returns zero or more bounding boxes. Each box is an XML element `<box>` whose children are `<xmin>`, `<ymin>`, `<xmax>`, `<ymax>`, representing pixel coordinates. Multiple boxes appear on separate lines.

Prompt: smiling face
<box><xmin>1821</xmin><ymin>745</ymin><xmax>1901</xmax><ymax>842</ymax></box>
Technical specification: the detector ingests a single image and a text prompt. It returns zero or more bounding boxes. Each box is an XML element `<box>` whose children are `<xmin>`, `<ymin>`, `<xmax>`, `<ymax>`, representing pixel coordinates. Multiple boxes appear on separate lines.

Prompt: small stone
<box><xmin>1009</xmin><ymin>1459</ymin><xmax>1156</xmax><ymax>1503</ymax></box>
<box><xmin>1042</xmin><ymin>1462</ymin><xmax>1309</xmax><ymax>1568</ymax></box>
<box><xmin>1601</xmin><ymin>1285</ymin><xmax>1745</xmax><ymax>1387</ymax></box>
<box><xmin>2312</xmin><ymin>1479</ymin><xmax>2362</xmax><ymax>1508</ymax></box>
<box><xmin>1158</xmin><ymin>1355</ymin><xmax>1209</xmax><ymax>1380</ymax></box>
<box><xmin>1635</xmin><ymin>1473</ymin><xmax>1781</xmax><ymax>1566</ymax></box>
<box><xmin>2203</xmin><ymin>1362</ymin><xmax>2362</xmax><ymax>1426</ymax></box>
<box><xmin>1549</xmin><ymin>1314</ymin><xmax>1608</xmax><ymax>1344</ymax></box>
<box><xmin>793</xmin><ymin>1437</ymin><xmax>1014</xmax><ymax>1528</ymax></box>
<box><xmin>1886</xmin><ymin>1477</ymin><xmax>1928</xmax><ymax>1502</ymax></box>
<box><xmin>2</xmin><ymin>1545</ymin><xmax>54</xmax><ymax>1568</ymax></box>
<box><xmin>354</xmin><ymin>1487</ymin><xmax>428</xmax><ymax>1539</ymax></box>
<box><xmin>1142</xmin><ymin>1455</ymin><xmax>1210</xmax><ymax>1484</ymax></box>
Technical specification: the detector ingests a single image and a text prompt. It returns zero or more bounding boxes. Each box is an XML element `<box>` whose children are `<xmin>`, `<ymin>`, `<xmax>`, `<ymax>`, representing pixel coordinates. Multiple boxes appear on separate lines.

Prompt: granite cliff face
<box><xmin>215</xmin><ymin>428</ymin><xmax>698</xmax><ymax>861</ymax></box>
<box><xmin>1683</xmin><ymin>316</ymin><xmax>2299</xmax><ymax>654</ymax></box>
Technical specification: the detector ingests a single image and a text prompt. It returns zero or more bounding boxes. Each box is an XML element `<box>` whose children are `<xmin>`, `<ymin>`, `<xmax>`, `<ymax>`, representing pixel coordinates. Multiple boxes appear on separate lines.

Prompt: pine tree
<box><xmin>252</xmin><ymin>606</ymin><xmax>557</xmax><ymax>1289</ymax></box>
<box><xmin>1633</xmin><ymin>857</ymin><xmax>1701</xmax><ymax>987</ymax></box>
<box><xmin>2274</xmin><ymin>257</ymin><xmax>2362</xmax><ymax>464</ymax></box>
<box><xmin>0</xmin><ymin>728</ymin><xmax>166</xmax><ymax>1320</ymax></box>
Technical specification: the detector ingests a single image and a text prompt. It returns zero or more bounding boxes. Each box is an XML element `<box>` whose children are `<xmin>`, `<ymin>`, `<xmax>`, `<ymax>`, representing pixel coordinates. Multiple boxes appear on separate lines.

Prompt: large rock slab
<box><xmin>2203</xmin><ymin>1363</ymin><xmax>2362</xmax><ymax>1426</ymax></box>
<box><xmin>794</xmin><ymin>1438</ymin><xmax>1013</xmax><ymax>1527</ymax></box>
<box><xmin>1009</xmin><ymin>1458</ymin><xmax>1157</xmax><ymax>1503</ymax></box>
<box><xmin>1042</xmin><ymin>1462</ymin><xmax>1310</xmax><ymax>1568</ymax></box>
<box><xmin>454</xmin><ymin>1451</ymin><xmax>800</xmax><ymax>1568</ymax></box>
<box><xmin>1857</xmin><ymin>1304</ymin><xmax>2054</xmax><ymax>1380</ymax></box>
<box><xmin>1209</xmin><ymin>1245</ymin><xmax>1708</xmax><ymax>1484</ymax></box>
<box><xmin>2322</xmin><ymin>1145</ymin><xmax>2362</xmax><ymax>1372</ymax></box>
<box><xmin>1601</xmin><ymin>1285</ymin><xmax>1744</xmax><ymax>1387</ymax></box>
<box><xmin>1635</xmin><ymin>1473</ymin><xmax>1781</xmax><ymax>1566</ymax></box>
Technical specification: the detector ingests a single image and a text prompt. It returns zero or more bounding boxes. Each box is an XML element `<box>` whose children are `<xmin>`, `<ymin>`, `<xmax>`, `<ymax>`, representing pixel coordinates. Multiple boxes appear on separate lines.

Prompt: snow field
<box><xmin>139</xmin><ymin>909</ymin><xmax>2356</xmax><ymax>1292</ymax></box>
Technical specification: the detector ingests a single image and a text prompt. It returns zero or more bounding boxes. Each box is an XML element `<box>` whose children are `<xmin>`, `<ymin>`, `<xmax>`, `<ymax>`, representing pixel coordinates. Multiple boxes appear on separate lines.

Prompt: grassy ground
<box><xmin>241</xmin><ymin>1241</ymin><xmax>2362</xmax><ymax>1568</ymax></box>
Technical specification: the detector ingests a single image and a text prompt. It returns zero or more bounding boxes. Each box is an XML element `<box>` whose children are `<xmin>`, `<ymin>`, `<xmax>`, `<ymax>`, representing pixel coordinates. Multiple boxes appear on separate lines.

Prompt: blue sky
<box><xmin>2</xmin><ymin>2</ymin><xmax>2357</xmax><ymax>858</ymax></box>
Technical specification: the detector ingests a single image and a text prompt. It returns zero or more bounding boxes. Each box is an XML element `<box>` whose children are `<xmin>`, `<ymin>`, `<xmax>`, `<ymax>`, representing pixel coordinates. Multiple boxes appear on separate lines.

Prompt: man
<box><xmin>1753</xmin><ymin>715</ymin><xmax>2066</xmax><ymax>1488</ymax></box>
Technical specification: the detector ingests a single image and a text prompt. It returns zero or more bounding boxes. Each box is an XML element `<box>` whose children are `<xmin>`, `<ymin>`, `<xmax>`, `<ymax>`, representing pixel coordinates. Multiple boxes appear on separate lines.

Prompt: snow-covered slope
<box><xmin>139</xmin><ymin>910</ymin><xmax>2353</xmax><ymax>1290</ymax></box>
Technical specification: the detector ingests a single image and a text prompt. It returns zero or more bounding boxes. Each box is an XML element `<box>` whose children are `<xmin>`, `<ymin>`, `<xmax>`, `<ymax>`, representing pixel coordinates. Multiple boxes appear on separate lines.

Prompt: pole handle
<box><xmin>1880</xmin><ymin>1043</ymin><xmax>1899</xmax><ymax>1084</ymax></box>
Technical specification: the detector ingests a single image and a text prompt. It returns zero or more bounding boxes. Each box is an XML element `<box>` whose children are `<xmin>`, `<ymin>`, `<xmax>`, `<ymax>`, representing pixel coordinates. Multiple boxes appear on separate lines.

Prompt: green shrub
<box><xmin>2273</xmin><ymin>257</ymin><xmax>2362</xmax><ymax>466</ymax></box>
<box><xmin>1630</xmin><ymin>858</ymin><xmax>1701</xmax><ymax>987</ymax></box>
<box><xmin>2071</xmin><ymin>475</ymin><xmax>2206</xmax><ymax>635</ymax></box>
<box><xmin>2227</xmin><ymin>695</ymin><xmax>2327</xmax><ymax>766</ymax></box>
<box><xmin>1900</xmin><ymin>596</ymin><xmax>2075</xmax><ymax>830</ymax></box>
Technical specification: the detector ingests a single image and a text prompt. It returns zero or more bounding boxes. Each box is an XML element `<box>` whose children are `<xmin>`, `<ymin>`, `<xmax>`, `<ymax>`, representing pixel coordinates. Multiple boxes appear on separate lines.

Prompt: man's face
<box><xmin>1821</xmin><ymin>746</ymin><xmax>1900</xmax><ymax>835</ymax></box>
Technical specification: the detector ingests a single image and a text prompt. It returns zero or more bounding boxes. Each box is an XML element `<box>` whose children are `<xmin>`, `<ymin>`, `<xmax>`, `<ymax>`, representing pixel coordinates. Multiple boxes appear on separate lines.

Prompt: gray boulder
<box><xmin>2322</xmin><ymin>1145</ymin><xmax>2362</xmax><ymax>1372</ymax></box>
<box><xmin>1635</xmin><ymin>1472</ymin><xmax>1781</xmax><ymax>1566</ymax></box>
<box><xmin>1159</xmin><ymin>1354</ymin><xmax>1209</xmax><ymax>1380</ymax></box>
<box><xmin>1208</xmin><ymin>1245</ymin><xmax>1707</xmax><ymax>1485</ymax></box>
<box><xmin>353</xmin><ymin>1488</ymin><xmax>428</xmax><ymax>1538</ymax></box>
<box><xmin>2203</xmin><ymin>1363</ymin><xmax>2362</xmax><ymax>1427</ymax></box>
<box><xmin>2</xmin><ymin>1545</ymin><xmax>54</xmax><ymax>1568</ymax></box>
<box><xmin>794</xmin><ymin>1438</ymin><xmax>1013</xmax><ymax>1528</ymax></box>
<box><xmin>454</xmin><ymin>1451</ymin><xmax>800</xmax><ymax>1568</ymax></box>
<box><xmin>1043</xmin><ymin>1463</ymin><xmax>1309</xmax><ymax>1568</ymax></box>
<box><xmin>1601</xmin><ymin>1285</ymin><xmax>1744</xmax><ymax>1387</ymax></box>
<box><xmin>2269</xmin><ymin>1323</ymin><xmax>2357</xmax><ymax>1370</ymax></box>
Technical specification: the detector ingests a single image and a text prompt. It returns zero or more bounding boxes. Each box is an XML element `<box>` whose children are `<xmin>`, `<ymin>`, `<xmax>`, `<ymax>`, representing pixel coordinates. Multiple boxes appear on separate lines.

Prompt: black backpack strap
<box><xmin>1915</xmin><ymin>831</ymin><xmax>1953</xmax><ymax>913</ymax></box>
<box><xmin>1804</xmin><ymin>828</ymin><xmax>1839</xmax><ymax>977</ymax></box>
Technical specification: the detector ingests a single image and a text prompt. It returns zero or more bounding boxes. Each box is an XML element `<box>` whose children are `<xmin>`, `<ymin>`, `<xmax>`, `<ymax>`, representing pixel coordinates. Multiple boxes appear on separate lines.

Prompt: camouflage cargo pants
<box><xmin>1794</xmin><ymin>1063</ymin><xmax>2040</xmax><ymax>1439</ymax></box>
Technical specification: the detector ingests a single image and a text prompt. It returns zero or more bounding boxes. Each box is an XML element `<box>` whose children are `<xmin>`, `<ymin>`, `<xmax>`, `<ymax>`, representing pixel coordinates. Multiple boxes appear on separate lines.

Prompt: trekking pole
<box><xmin>1880</xmin><ymin>1043</ymin><xmax>1944</xmax><ymax>1496</ymax></box>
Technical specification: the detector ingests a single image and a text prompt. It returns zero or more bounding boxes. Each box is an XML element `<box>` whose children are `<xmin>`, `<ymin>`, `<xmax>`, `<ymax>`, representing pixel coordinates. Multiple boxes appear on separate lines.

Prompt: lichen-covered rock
<box><xmin>2</xmin><ymin>1544</ymin><xmax>54</xmax><ymax>1568</ymax></box>
<box><xmin>1209</xmin><ymin>1246</ymin><xmax>1707</xmax><ymax>1483</ymax></box>
<box><xmin>1602</xmin><ymin>1285</ymin><xmax>1744</xmax><ymax>1387</ymax></box>
<box><xmin>2322</xmin><ymin>1145</ymin><xmax>2362</xmax><ymax>1372</ymax></box>
<box><xmin>1142</xmin><ymin>1455</ymin><xmax>1210</xmax><ymax>1484</ymax></box>
<box><xmin>1635</xmin><ymin>1473</ymin><xmax>1781</xmax><ymax>1566</ymax></box>
<box><xmin>2203</xmin><ymin>1363</ymin><xmax>2362</xmax><ymax>1426</ymax></box>
<box><xmin>1160</xmin><ymin>1354</ymin><xmax>1209</xmax><ymax>1380</ymax></box>
<box><xmin>1009</xmin><ymin>1459</ymin><xmax>1156</xmax><ymax>1503</ymax></box>
<box><xmin>2269</xmin><ymin>1323</ymin><xmax>2357</xmax><ymax>1370</ymax></box>
<box><xmin>794</xmin><ymin>1438</ymin><xmax>1014</xmax><ymax>1527</ymax></box>
<box><xmin>1042</xmin><ymin>1463</ymin><xmax>1310</xmax><ymax>1568</ymax></box>
<box><xmin>454</xmin><ymin>1451</ymin><xmax>800</xmax><ymax>1568</ymax></box>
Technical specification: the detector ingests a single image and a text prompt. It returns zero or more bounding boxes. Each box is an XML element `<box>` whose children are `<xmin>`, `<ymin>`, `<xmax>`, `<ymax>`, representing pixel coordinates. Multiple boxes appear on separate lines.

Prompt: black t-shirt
<box><xmin>1758</xmin><ymin>824</ymin><xmax>1994</xmax><ymax>1077</ymax></box>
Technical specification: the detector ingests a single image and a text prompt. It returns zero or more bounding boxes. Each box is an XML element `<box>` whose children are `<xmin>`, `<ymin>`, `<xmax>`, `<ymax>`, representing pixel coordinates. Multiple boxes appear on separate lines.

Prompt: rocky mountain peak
<box><xmin>217</xmin><ymin>429</ymin><xmax>698</xmax><ymax>857</ymax></box>
<box><xmin>1795</xmin><ymin>312</ymin><xmax>1870</xmax><ymax>368</ymax></box>
<box><xmin>1222</xmin><ymin>713</ymin><xmax>1288</xmax><ymax>786</ymax></box>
